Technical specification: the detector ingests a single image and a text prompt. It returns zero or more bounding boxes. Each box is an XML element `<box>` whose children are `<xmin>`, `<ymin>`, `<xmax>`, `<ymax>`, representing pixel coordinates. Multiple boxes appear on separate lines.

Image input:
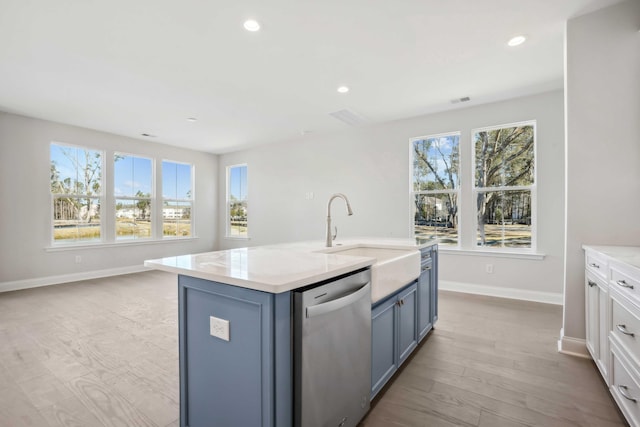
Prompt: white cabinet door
<box><xmin>586</xmin><ymin>276</ymin><xmax>600</xmax><ymax>361</ymax></box>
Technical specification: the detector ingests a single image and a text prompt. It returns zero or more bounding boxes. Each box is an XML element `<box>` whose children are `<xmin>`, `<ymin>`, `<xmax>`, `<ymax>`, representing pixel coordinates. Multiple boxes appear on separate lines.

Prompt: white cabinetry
<box><xmin>583</xmin><ymin>245</ymin><xmax>640</xmax><ymax>427</ymax></box>
<box><xmin>585</xmin><ymin>251</ymin><xmax>609</xmax><ymax>381</ymax></box>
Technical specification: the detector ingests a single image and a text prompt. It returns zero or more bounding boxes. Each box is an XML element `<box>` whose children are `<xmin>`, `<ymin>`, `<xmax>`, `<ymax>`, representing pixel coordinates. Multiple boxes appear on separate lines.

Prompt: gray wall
<box><xmin>0</xmin><ymin>112</ymin><xmax>218</xmax><ymax>287</ymax></box>
<box><xmin>562</xmin><ymin>0</ymin><xmax>640</xmax><ymax>344</ymax></box>
<box><xmin>218</xmin><ymin>90</ymin><xmax>566</xmax><ymax>301</ymax></box>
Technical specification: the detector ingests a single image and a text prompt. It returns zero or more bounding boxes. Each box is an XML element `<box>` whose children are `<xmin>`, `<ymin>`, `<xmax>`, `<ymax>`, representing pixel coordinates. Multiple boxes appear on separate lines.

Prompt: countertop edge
<box><xmin>144</xmin><ymin>258</ymin><xmax>375</xmax><ymax>293</ymax></box>
<box><xmin>582</xmin><ymin>245</ymin><xmax>640</xmax><ymax>274</ymax></box>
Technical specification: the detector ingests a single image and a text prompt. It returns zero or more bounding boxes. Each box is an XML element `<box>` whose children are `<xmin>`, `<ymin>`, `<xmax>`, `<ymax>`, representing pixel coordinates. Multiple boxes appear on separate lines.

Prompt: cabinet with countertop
<box><xmin>371</xmin><ymin>244</ymin><xmax>438</xmax><ymax>399</ymax></box>
<box><xmin>583</xmin><ymin>245</ymin><xmax>640</xmax><ymax>427</ymax></box>
<box><xmin>145</xmin><ymin>238</ymin><xmax>438</xmax><ymax>427</ymax></box>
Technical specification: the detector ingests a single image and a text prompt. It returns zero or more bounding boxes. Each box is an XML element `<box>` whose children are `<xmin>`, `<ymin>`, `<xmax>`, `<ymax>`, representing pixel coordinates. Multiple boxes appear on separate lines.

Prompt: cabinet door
<box><xmin>585</xmin><ymin>276</ymin><xmax>600</xmax><ymax>361</ymax></box>
<box><xmin>418</xmin><ymin>261</ymin><xmax>432</xmax><ymax>342</ymax></box>
<box><xmin>178</xmin><ymin>275</ymin><xmax>277</xmax><ymax>427</ymax></box>
<box><xmin>397</xmin><ymin>283</ymin><xmax>418</xmax><ymax>365</ymax></box>
<box><xmin>598</xmin><ymin>287</ymin><xmax>609</xmax><ymax>382</ymax></box>
<box><xmin>371</xmin><ymin>297</ymin><xmax>397</xmax><ymax>399</ymax></box>
<box><xmin>431</xmin><ymin>246</ymin><xmax>438</xmax><ymax>325</ymax></box>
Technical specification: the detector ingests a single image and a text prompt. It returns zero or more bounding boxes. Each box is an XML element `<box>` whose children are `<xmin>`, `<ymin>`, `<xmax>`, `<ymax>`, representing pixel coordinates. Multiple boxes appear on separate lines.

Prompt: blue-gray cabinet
<box><xmin>370</xmin><ymin>291</ymin><xmax>398</xmax><ymax>399</ymax></box>
<box><xmin>176</xmin><ymin>245</ymin><xmax>438</xmax><ymax>424</ymax></box>
<box><xmin>398</xmin><ymin>284</ymin><xmax>418</xmax><ymax>364</ymax></box>
<box><xmin>370</xmin><ymin>282</ymin><xmax>418</xmax><ymax>399</ymax></box>
<box><xmin>371</xmin><ymin>244</ymin><xmax>438</xmax><ymax>399</ymax></box>
<box><xmin>418</xmin><ymin>245</ymin><xmax>438</xmax><ymax>342</ymax></box>
<box><xmin>178</xmin><ymin>275</ymin><xmax>292</xmax><ymax>427</ymax></box>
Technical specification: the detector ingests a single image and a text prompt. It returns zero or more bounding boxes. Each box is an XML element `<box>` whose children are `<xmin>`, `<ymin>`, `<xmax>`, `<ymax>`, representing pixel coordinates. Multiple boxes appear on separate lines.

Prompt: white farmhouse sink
<box><xmin>319</xmin><ymin>245</ymin><xmax>421</xmax><ymax>303</ymax></box>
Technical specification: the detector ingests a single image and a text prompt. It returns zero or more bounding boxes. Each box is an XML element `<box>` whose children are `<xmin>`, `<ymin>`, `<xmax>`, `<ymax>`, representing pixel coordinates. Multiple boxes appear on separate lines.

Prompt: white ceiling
<box><xmin>0</xmin><ymin>0</ymin><xmax>622</xmax><ymax>154</ymax></box>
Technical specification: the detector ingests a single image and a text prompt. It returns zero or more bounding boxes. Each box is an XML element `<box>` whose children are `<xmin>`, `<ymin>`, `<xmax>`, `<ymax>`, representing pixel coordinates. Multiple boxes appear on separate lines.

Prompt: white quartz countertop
<box><xmin>582</xmin><ymin>245</ymin><xmax>640</xmax><ymax>273</ymax></box>
<box><xmin>145</xmin><ymin>238</ymin><xmax>436</xmax><ymax>294</ymax></box>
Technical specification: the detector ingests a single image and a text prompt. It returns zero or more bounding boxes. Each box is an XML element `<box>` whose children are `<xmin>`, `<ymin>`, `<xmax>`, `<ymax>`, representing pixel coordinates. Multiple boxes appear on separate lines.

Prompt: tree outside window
<box><xmin>50</xmin><ymin>144</ymin><xmax>103</xmax><ymax>243</ymax></box>
<box><xmin>227</xmin><ymin>164</ymin><xmax>248</xmax><ymax>238</ymax></box>
<box><xmin>411</xmin><ymin>133</ymin><xmax>460</xmax><ymax>246</ymax></box>
<box><xmin>473</xmin><ymin>122</ymin><xmax>535</xmax><ymax>248</ymax></box>
<box><xmin>114</xmin><ymin>154</ymin><xmax>152</xmax><ymax>240</ymax></box>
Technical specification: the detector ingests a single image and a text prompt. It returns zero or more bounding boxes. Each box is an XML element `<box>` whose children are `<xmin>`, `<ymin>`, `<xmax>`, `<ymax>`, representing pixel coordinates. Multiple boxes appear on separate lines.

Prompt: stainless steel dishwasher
<box><xmin>293</xmin><ymin>268</ymin><xmax>372</xmax><ymax>427</ymax></box>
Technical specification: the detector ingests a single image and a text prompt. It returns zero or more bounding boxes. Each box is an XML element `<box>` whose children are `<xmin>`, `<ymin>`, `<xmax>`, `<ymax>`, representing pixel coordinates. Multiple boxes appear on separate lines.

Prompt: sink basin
<box><xmin>320</xmin><ymin>245</ymin><xmax>420</xmax><ymax>303</ymax></box>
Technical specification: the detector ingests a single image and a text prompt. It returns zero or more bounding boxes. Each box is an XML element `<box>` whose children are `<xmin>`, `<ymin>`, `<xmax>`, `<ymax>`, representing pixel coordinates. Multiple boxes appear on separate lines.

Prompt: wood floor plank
<box><xmin>0</xmin><ymin>385</ymin><xmax>51</xmax><ymax>426</ymax></box>
<box><xmin>65</xmin><ymin>370</ymin><xmax>159</xmax><ymax>426</ymax></box>
<box><xmin>462</xmin><ymin>366</ymin><xmax>623</xmax><ymax>423</ymax></box>
<box><xmin>38</xmin><ymin>395</ymin><xmax>106</xmax><ymax>427</ymax></box>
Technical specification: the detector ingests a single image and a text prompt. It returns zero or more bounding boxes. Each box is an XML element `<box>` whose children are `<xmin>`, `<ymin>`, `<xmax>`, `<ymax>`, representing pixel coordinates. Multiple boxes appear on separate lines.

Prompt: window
<box><xmin>226</xmin><ymin>164</ymin><xmax>248</xmax><ymax>238</ymax></box>
<box><xmin>162</xmin><ymin>161</ymin><xmax>193</xmax><ymax>238</ymax></box>
<box><xmin>473</xmin><ymin>121</ymin><xmax>535</xmax><ymax>249</ymax></box>
<box><xmin>411</xmin><ymin>133</ymin><xmax>460</xmax><ymax>246</ymax></box>
<box><xmin>114</xmin><ymin>154</ymin><xmax>152</xmax><ymax>240</ymax></box>
<box><xmin>50</xmin><ymin>143</ymin><xmax>103</xmax><ymax>243</ymax></box>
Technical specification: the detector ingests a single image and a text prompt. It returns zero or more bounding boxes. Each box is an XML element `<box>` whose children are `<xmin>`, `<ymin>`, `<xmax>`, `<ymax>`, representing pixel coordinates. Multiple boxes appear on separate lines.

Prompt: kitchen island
<box><xmin>145</xmin><ymin>238</ymin><xmax>437</xmax><ymax>427</ymax></box>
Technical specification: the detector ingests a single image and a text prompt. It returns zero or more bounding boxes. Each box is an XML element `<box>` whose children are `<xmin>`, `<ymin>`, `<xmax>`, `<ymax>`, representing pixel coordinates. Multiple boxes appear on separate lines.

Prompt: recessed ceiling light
<box><xmin>337</xmin><ymin>86</ymin><xmax>349</xmax><ymax>94</ymax></box>
<box><xmin>141</xmin><ymin>133</ymin><xmax>157</xmax><ymax>138</ymax></box>
<box><xmin>244</xmin><ymin>19</ymin><xmax>260</xmax><ymax>32</ymax></box>
<box><xmin>507</xmin><ymin>35</ymin><xmax>526</xmax><ymax>47</ymax></box>
<box><xmin>186</xmin><ymin>117</ymin><xmax>197</xmax><ymax>122</ymax></box>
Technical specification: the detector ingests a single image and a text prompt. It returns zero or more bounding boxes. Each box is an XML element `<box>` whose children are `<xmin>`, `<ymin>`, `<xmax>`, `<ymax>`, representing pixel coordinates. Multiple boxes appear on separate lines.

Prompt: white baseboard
<box><xmin>440</xmin><ymin>280</ymin><xmax>563</xmax><ymax>305</ymax></box>
<box><xmin>0</xmin><ymin>265</ymin><xmax>149</xmax><ymax>293</ymax></box>
<box><xmin>557</xmin><ymin>328</ymin><xmax>590</xmax><ymax>358</ymax></box>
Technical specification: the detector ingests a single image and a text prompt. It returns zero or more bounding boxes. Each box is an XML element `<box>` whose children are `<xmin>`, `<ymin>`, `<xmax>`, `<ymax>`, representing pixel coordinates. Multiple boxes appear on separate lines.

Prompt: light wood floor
<box><xmin>0</xmin><ymin>271</ymin><xmax>626</xmax><ymax>427</ymax></box>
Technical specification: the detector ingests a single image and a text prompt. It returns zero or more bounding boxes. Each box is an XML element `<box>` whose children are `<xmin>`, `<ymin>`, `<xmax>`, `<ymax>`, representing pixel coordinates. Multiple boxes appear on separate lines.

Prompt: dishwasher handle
<box><xmin>306</xmin><ymin>283</ymin><xmax>370</xmax><ymax>318</ymax></box>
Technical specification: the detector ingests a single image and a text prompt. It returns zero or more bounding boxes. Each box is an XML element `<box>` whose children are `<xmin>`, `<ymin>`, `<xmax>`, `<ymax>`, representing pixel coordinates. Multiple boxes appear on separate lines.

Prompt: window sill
<box><xmin>224</xmin><ymin>236</ymin><xmax>251</xmax><ymax>241</ymax></box>
<box><xmin>439</xmin><ymin>247</ymin><xmax>545</xmax><ymax>260</ymax></box>
<box><xmin>45</xmin><ymin>236</ymin><xmax>199</xmax><ymax>252</ymax></box>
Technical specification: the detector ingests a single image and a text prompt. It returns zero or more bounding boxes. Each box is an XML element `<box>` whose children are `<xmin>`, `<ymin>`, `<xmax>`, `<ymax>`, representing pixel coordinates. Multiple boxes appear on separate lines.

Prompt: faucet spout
<box><xmin>326</xmin><ymin>193</ymin><xmax>353</xmax><ymax>247</ymax></box>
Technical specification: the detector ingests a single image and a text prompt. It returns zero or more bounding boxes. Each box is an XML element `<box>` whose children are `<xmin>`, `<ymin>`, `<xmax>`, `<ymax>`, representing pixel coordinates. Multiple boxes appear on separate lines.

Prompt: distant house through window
<box><xmin>162</xmin><ymin>161</ymin><xmax>193</xmax><ymax>238</ymax></box>
<box><xmin>114</xmin><ymin>154</ymin><xmax>152</xmax><ymax>240</ymax></box>
<box><xmin>411</xmin><ymin>132</ymin><xmax>460</xmax><ymax>246</ymax></box>
<box><xmin>473</xmin><ymin>121</ymin><xmax>536</xmax><ymax>249</ymax></box>
<box><xmin>50</xmin><ymin>143</ymin><xmax>103</xmax><ymax>244</ymax></box>
<box><xmin>227</xmin><ymin>164</ymin><xmax>248</xmax><ymax>238</ymax></box>
<box><xmin>410</xmin><ymin>120</ymin><xmax>537</xmax><ymax>253</ymax></box>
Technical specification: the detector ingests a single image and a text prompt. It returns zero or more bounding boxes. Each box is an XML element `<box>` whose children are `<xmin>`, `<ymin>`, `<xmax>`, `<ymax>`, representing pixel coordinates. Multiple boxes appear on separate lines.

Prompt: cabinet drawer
<box><xmin>610</xmin><ymin>349</ymin><xmax>640</xmax><ymax>427</ymax></box>
<box><xmin>612</xmin><ymin>268</ymin><xmax>640</xmax><ymax>303</ymax></box>
<box><xmin>586</xmin><ymin>252</ymin><xmax>608</xmax><ymax>280</ymax></box>
<box><xmin>611</xmin><ymin>295</ymin><xmax>640</xmax><ymax>363</ymax></box>
<box><xmin>420</xmin><ymin>250</ymin><xmax>432</xmax><ymax>264</ymax></box>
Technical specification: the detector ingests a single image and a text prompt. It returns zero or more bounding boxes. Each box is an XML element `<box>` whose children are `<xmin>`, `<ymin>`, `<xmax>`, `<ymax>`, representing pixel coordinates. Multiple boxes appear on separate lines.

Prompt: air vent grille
<box><xmin>450</xmin><ymin>96</ymin><xmax>471</xmax><ymax>104</ymax></box>
<box><xmin>329</xmin><ymin>109</ymin><xmax>367</xmax><ymax>126</ymax></box>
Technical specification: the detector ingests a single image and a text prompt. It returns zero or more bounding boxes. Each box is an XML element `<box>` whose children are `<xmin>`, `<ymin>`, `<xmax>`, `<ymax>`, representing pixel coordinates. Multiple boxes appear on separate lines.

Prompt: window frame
<box><xmin>471</xmin><ymin>120</ymin><xmax>537</xmax><ymax>252</ymax></box>
<box><xmin>161</xmin><ymin>160</ymin><xmax>195</xmax><ymax>239</ymax></box>
<box><xmin>410</xmin><ymin>131</ymin><xmax>461</xmax><ymax>248</ymax></box>
<box><xmin>225</xmin><ymin>163</ymin><xmax>249</xmax><ymax>239</ymax></box>
<box><xmin>50</xmin><ymin>142</ymin><xmax>105</xmax><ymax>246</ymax></box>
<box><xmin>113</xmin><ymin>152</ymin><xmax>154</xmax><ymax>241</ymax></box>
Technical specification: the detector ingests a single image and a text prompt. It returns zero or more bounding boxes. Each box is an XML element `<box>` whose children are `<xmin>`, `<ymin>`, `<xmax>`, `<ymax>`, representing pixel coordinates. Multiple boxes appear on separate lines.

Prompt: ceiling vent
<box><xmin>450</xmin><ymin>96</ymin><xmax>471</xmax><ymax>104</ymax></box>
<box><xmin>329</xmin><ymin>109</ymin><xmax>367</xmax><ymax>126</ymax></box>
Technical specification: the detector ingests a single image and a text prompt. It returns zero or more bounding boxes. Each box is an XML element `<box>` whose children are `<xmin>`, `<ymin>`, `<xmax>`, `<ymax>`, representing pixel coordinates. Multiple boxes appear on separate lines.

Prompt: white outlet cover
<box><xmin>210</xmin><ymin>316</ymin><xmax>230</xmax><ymax>341</ymax></box>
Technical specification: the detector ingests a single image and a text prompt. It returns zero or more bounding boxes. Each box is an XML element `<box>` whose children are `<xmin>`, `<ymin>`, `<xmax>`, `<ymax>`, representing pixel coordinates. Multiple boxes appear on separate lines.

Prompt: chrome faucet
<box><xmin>326</xmin><ymin>193</ymin><xmax>353</xmax><ymax>247</ymax></box>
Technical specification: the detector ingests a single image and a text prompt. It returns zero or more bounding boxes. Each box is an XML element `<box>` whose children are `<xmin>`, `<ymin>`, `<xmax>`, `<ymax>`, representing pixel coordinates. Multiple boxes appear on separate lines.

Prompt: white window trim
<box><xmin>225</xmin><ymin>163</ymin><xmax>249</xmax><ymax>239</ymax></box>
<box><xmin>409</xmin><ymin>131</ymin><xmax>461</xmax><ymax>248</ymax></box>
<box><xmin>471</xmin><ymin>120</ymin><xmax>537</xmax><ymax>252</ymax></box>
<box><xmin>114</xmin><ymin>152</ymin><xmax>155</xmax><ymax>241</ymax></box>
<box><xmin>161</xmin><ymin>160</ymin><xmax>195</xmax><ymax>240</ymax></box>
<box><xmin>44</xmin><ymin>236</ymin><xmax>199</xmax><ymax>251</ymax></box>
<box><xmin>50</xmin><ymin>142</ymin><xmax>106</xmax><ymax>246</ymax></box>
